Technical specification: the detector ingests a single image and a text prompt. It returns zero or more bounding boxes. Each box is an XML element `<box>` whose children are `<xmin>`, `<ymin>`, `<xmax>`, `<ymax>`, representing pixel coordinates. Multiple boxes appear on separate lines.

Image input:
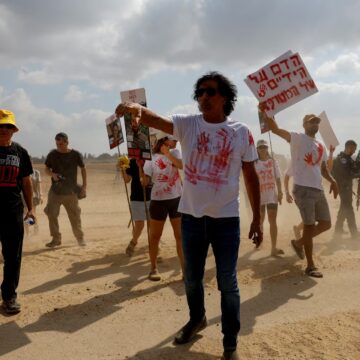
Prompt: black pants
<box><xmin>335</xmin><ymin>186</ymin><xmax>357</xmax><ymax>235</ymax></box>
<box><xmin>0</xmin><ymin>210</ymin><xmax>24</xmax><ymax>301</ymax></box>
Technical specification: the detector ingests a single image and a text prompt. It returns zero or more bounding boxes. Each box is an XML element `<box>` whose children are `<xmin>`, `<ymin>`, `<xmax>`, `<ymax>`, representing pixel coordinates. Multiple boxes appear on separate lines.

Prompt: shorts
<box><xmin>260</xmin><ymin>203</ymin><xmax>278</xmax><ymax>212</ymax></box>
<box><xmin>149</xmin><ymin>197</ymin><xmax>181</xmax><ymax>221</ymax></box>
<box><xmin>292</xmin><ymin>184</ymin><xmax>331</xmax><ymax>225</ymax></box>
<box><xmin>130</xmin><ymin>201</ymin><xmax>150</xmax><ymax>221</ymax></box>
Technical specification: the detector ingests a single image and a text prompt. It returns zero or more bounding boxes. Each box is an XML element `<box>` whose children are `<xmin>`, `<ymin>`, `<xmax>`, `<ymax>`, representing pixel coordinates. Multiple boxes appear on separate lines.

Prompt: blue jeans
<box><xmin>181</xmin><ymin>213</ymin><xmax>240</xmax><ymax>351</ymax></box>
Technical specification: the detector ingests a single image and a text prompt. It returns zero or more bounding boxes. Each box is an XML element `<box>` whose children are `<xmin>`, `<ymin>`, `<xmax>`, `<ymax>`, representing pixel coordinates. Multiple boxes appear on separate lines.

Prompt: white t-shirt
<box><xmin>255</xmin><ymin>158</ymin><xmax>281</xmax><ymax>205</ymax></box>
<box><xmin>290</xmin><ymin>132</ymin><xmax>327</xmax><ymax>190</ymax></box>
<box><xmin>143</xmin><ymin>149</ymin><xmax>182</xmax><ymax>201</ymax></box>
<box><xmin>172</xmin><ymin>114</ymin><xmax>257</xmax><ymax>218</ymax></box>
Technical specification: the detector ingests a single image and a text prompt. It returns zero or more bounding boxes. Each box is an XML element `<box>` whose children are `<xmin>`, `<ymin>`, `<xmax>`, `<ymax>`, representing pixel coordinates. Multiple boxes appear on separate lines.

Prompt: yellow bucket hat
<box><xmin>0</xmin><ymin>109</ymin><xmax>19</xmax><ymax>131</ymax></box>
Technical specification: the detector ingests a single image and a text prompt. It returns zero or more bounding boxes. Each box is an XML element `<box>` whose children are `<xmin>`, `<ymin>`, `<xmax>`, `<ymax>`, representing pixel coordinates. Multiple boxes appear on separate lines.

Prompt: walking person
<box><xmin>121</xmin><ymin>158</ymin><xmax>151</xmax><ymax>256</ymax></box>
<box><xmin>332</xmin><ymin>140</ymin><xmax>360</xmax><ymax>238</ymax></box>
<box><xmin>0</xmin><ymin>109</ymin><xmax>35</xmax><ymax>314</ymax></box>
<box><xmin>142</xmin><ymin>133</ymin><xmax>184</xmax><ymax>281</ymax></box>
<box><xmin>254</xmin><ymin>139</ymin><xmax>284</xmax><ymax>256</ymax></box>
<box><xmin>115</xmin><ymin>72</ymin><xmax>262</xmax><ymax>360</ymax></box>
<box><xmin>262</xmin><ymin>110</ymin><xmax>338</xmax><ymax>278</ymax></box>
<box><xmin>44</xmin><ymin>132</ymin><xmax>87</xmax><ymax>247</ymax></box>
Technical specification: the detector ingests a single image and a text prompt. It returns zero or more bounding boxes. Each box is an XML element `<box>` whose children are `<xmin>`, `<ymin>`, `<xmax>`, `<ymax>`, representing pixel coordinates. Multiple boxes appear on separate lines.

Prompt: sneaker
<box><xmin>174</xmin><ymin>317</ymin><xmax>207</xmax><ymax>344</ymax></box>
<box><xmin>45</xmin><ymin>239</ymin><xmax>61</xmax><ymax>248</ymax></box>
<box><xmin>2</xmin><ymin>299</ymin><xmax>21</xmax><ymax>314</ymax></box>
<box><xmin>77</xmin><ymin>239</ymin><xmax>86</xmax><ymax>247</ymax></box>
<box><xmin>221</xmin><ymin>350</ymin><xmax>240</xmax><ymax>360</ymax></box>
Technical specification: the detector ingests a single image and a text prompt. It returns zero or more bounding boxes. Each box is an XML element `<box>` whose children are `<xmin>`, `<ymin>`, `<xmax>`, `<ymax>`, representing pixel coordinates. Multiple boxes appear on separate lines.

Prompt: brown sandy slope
<box><xmin>0</xmin><ymin>163</ymin><xmax>359</xmax><ymax>359</ymax></box>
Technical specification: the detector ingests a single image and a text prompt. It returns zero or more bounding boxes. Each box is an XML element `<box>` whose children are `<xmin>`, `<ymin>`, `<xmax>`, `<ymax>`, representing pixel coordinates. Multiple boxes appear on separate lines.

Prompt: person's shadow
<box><xmin>237</xmin><ymin>248</ymin><xmax>317</xmax><ymax>336</ymax></box>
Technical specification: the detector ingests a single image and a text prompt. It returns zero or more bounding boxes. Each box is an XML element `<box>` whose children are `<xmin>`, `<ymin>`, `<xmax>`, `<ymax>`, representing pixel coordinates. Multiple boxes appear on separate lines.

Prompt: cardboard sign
<box><xmin>120</xmin><ymin>88</ymin><xmax>152</xmax><ymax>160</ymax></box>
<box><xmin>245</xmin><ymin>51</ymin><xmax>318</xmax><ymax>116</ymax></box>
<box><xmin>318</xmin><ymin>111</ymin><xmax>339</xmax><ymax>150</ymax></box>
<box><xmin>105</xmin><ymin>114</ymin><xmax>124</xmax><ymax>150</ymax></box>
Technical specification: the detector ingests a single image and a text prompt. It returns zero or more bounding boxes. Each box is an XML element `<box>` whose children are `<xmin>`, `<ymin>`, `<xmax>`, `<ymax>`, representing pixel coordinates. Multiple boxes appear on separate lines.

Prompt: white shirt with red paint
<box><xmin>254</xmin><ymin>158</ymin><xmax>281</xmax><ymax>205</ymax></box>
<box><xmin>172</xmin><ymin>114</ymin><xmax>257</xmax><ymax>218</ymax></box>
<box><xmin>143</xmin><ymin>149</ymin><xmax>182</xmax><ymax>201</ymax></box>
<box><xmin>290</xmin><ymin>132</ymin><xmax>328</xmax><ymax>190</ymax></box>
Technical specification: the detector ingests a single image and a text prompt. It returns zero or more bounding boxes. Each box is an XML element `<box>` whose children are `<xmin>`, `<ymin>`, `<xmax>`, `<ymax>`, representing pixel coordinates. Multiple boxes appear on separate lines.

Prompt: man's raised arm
<box><xmin>115</xmin><ymin>102</ymin><xmax>174</xmax><ymax>134</ymax></box>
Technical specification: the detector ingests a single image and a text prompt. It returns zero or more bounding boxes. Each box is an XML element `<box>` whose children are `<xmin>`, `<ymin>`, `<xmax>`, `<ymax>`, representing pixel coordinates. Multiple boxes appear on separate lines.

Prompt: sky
<box><xmin>1</xmin><ymin>0</ymin><xmax>360</xmax><ymax>158</ymax></box>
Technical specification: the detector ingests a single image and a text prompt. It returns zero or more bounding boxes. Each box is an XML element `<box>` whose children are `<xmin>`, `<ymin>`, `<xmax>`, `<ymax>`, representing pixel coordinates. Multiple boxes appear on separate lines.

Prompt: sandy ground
<box><xmin>1</xmin><ymin>163</ymin><xmax>360</xmax><ymax>360</ymax></box>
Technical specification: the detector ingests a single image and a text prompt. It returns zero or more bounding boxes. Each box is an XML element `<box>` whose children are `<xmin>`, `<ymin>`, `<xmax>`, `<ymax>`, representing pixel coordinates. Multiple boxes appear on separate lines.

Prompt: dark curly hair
<box><xmin>153</xmin><ymin>137</ymin><xmax>168</xmax><ymax>154</ymax></box>
<box><xmin>193</xmin><ymin>71</ymin><xmax>237</xmax><ymax>116</ymax></box>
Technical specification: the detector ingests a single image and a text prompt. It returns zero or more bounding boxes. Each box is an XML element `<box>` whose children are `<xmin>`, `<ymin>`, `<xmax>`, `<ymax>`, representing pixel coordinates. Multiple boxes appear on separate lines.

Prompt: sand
<box><xmin>0</xmin><ymin>163</ymin><xmax>359</xmax><ymax>360</ymax></box>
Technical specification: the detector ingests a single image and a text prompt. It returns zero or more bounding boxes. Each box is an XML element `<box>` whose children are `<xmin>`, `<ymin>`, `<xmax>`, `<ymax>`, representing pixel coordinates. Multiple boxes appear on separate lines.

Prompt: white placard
<box><xmin>318</xmin><ymin>111</ymin><xmax>339</xmax><ymax>150</ymax></box>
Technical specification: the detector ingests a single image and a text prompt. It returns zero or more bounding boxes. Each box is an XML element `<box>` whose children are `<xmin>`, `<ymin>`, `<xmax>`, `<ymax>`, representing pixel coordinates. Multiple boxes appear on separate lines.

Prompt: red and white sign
<box><xmin>245</xmin><ymin>51</ymin><xmax>318</xmax><ymax>116</ymax></box>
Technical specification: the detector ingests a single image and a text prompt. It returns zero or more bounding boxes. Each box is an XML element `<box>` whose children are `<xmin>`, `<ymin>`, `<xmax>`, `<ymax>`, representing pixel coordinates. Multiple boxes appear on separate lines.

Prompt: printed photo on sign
<box><xmin>105</xmin><ymin>114</ymin><xmax>124</xmax><ymax>150</ymax></box>
<box><xmin>120</xmin><ymin>88</ymin><xmax>152</xmax><ymax>160</ymax></box>
<box><xmin>245</xmin><ymin>51</ymin><xmax>318</xmax><ymax>116</ymax></box>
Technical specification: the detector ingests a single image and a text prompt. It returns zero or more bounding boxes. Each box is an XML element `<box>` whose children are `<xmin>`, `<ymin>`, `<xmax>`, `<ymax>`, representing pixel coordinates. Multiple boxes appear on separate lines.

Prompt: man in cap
<box><xmin>44</xmin><ymin>132</ymin><xmax>87</xmax><ymax>247</ymax></box>
<box><xmin>0</xmin><ymin>109</ymin><xmax>35</xmax><ymax>314</ymax></box>
<box><xmin>115</xmin><ymin>71</ymin><xmax>262</xmax><ymax>360</ymax></box>
<box><xmin>262</xmin><ymin>111</ymin><xmax>338</xmax><ymax>278</ymax></box>
<box><xmin>332</xmin><ymin>140</ymin><xmax>360</xmax><ymax>238</ymax></box>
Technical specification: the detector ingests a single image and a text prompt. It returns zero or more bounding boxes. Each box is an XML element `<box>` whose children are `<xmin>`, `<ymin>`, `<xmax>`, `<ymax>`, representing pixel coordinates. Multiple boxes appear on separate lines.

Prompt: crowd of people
<box><xmin>1</xmin><ymin>71</ymin><xmax>360</xmax><ymax>360</ymax></box>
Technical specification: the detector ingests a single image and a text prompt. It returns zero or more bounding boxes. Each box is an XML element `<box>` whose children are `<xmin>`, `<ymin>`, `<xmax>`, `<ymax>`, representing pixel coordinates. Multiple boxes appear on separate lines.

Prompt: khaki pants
<box><xmin>44</xmin><ymin>190</ymin><xmax>84</xmax><ymax>242</ymax></box>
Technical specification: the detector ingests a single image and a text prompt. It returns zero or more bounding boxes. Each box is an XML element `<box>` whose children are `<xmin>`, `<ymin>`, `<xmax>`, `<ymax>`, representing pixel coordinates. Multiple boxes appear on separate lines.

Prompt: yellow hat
<box><xmin>0</xmin><ymin>109</ymin><xmax>19</xmax><ymax>131</ymax></box>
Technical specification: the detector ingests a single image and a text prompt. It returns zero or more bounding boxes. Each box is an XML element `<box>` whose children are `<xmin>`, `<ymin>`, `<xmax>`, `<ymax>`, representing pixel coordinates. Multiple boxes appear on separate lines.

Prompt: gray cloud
<box><xmin>2</xmin><ymin>0</ymin><xmax>360</xmax><ymax>88</ymax></box>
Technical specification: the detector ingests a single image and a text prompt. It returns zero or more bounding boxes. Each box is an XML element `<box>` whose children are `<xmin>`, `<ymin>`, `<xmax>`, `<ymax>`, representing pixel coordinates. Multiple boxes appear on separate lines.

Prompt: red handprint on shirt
<box><xmin>303</xmin><ymin>143</ymin><xmax>324</xmax><ymax>166</ymax></box>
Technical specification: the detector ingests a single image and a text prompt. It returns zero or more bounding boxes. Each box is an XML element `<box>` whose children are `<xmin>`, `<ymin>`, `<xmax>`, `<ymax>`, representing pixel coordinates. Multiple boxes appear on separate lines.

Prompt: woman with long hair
<box><xmin>254</xmin><ymin>139</ymin><xmax>284</xmax><ymax>256</ymax></box>
<box><xmin>142</xmin><ymin>134</ymin><xmax>184</xmax><ymax>281</ymax></box>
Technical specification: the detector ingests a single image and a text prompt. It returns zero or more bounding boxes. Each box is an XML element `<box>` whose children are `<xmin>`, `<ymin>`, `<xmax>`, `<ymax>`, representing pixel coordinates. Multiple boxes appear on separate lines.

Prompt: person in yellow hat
<box><xmin>0</xmin><ymin>109</ymin><xmax>35</xmax><ymax>314</ymax></box>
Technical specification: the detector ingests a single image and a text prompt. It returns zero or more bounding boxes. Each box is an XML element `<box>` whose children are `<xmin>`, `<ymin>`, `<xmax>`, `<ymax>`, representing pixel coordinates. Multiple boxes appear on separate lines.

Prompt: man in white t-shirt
<box><xmin>262</xmin><ymin>111</ymin><xmax>338</xmax><ymax>278</ymax></box>
<box><xmin>116</xmin><ymin>72</ymin><xmax>262</xmax><ymax>360</ymax></box>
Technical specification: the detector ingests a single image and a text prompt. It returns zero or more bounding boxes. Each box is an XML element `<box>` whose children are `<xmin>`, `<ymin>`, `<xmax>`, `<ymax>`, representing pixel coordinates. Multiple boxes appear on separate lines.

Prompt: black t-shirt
<box><xmin>45</xmin><ymin>149</ymin><xmax>84</xmax><ymax>195</ymax></box>
<box><xmin>0</xmin><ymin>142</ymin><xmax>33</xmax><ymax>212</ymax></box>
<box><xmin>126</xmin><ymin>159</ymin><xmax>151</xmax><ymax>201</ymax></box>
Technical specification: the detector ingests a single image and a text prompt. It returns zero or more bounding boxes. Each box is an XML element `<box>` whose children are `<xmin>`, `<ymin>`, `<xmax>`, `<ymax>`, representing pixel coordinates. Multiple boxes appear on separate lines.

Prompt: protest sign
<box><xmin>245</xmin><ymin>51</ymin><xmax>318</xmax><ymax>116</ymax></box>
<box><xmin>318</xmin><ymin>111</ymin><xmax>339</xmax><ymax>150</ymax></box>
<box><xmin>105</xmin><ymin>114</ymin><xmax>124</xmax><ymax>150</ymax></box>
<box><xmin>120</xmin><ymin>88</ymin><xmax>152</xmax><ymax>160</ymax></box>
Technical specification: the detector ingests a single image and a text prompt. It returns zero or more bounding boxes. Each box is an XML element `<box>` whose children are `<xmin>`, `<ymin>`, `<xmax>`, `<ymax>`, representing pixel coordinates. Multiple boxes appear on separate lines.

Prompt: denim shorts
<box><xmin>292</xmin><ymin>184</ymin><xmax>331</xmax><ymax>225</ymax></box>
<box><xmin>149</xmin><ymin>197</ymin><xmax>181</xmax><ymax>221</ymax></box>
<box><xmin>130</xmin><ymin>201</ymin><xmax>150</xmax><ymax>221</ymax></box>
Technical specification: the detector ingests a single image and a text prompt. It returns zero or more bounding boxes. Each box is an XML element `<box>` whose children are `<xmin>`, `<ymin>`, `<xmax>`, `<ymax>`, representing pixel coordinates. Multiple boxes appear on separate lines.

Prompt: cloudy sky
<box><xmin>1</xmin><ymin>0</ymin><xmax>360</xmax><ymax>157</ymax></box>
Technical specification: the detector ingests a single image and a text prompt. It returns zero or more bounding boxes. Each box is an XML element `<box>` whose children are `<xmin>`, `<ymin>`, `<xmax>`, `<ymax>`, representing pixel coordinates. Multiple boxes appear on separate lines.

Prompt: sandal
<box><xmin>305</xmin><ymin>267</ymin><xmax>323</xmax><ymax>278</ymax></box>
<box><xmin>291</xmin><ymin>240</ymin><xmax>305</xmax><ymax>260</ymax></box>
<box><xmin>271</xmin><ymin>248</ymin><xmax>285</xmax><ymax>257</ymax></box>
<box><xmin>125</xmin><ymin>240</ymin><xmax>136</xmax><ymax>257</ymax></box>
<box><xmin>148</xmin><ymin>269</ymin><xmax>161</xmax><ymax>281</ymax></box>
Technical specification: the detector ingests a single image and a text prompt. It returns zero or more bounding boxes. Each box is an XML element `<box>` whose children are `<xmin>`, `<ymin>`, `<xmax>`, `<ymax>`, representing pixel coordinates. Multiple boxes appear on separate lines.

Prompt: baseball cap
<box><xmin>256</xmin><ymin>139</ymin><xmax>268</xmax><ymax>148</ymax></box>
<box><xmin>303</xmin><ymin>114</ymin><xmax>321</xmax><ymax>125</ymax></box>
<box><xmin>0</xmin><ymin>109</ymin><xmax>19</xmax><ymax>131</ymax></box>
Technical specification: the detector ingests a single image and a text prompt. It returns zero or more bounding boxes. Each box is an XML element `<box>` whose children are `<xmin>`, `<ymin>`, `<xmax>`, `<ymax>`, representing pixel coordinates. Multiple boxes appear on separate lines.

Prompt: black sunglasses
<box><xmin>195</xmin><ymin>87</ymin><xmax>218</xmax><ymax>98</ymax></box>
<box><xmin>0</xmin><ymin>124</ymin><xmax>15</xmax><ymax>129</ymax></box>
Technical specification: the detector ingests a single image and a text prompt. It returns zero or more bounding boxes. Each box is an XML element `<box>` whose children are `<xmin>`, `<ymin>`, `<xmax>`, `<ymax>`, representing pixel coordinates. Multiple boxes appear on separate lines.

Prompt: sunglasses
<box><xmin>195</xmin><ymin>87</ymin><xmax>218</xmax><ymax>98</ymax></box>
<box><xmin>0</xmin><ymin>124</ymin><xmax>15</xmax><ymax>129</ymax></box>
